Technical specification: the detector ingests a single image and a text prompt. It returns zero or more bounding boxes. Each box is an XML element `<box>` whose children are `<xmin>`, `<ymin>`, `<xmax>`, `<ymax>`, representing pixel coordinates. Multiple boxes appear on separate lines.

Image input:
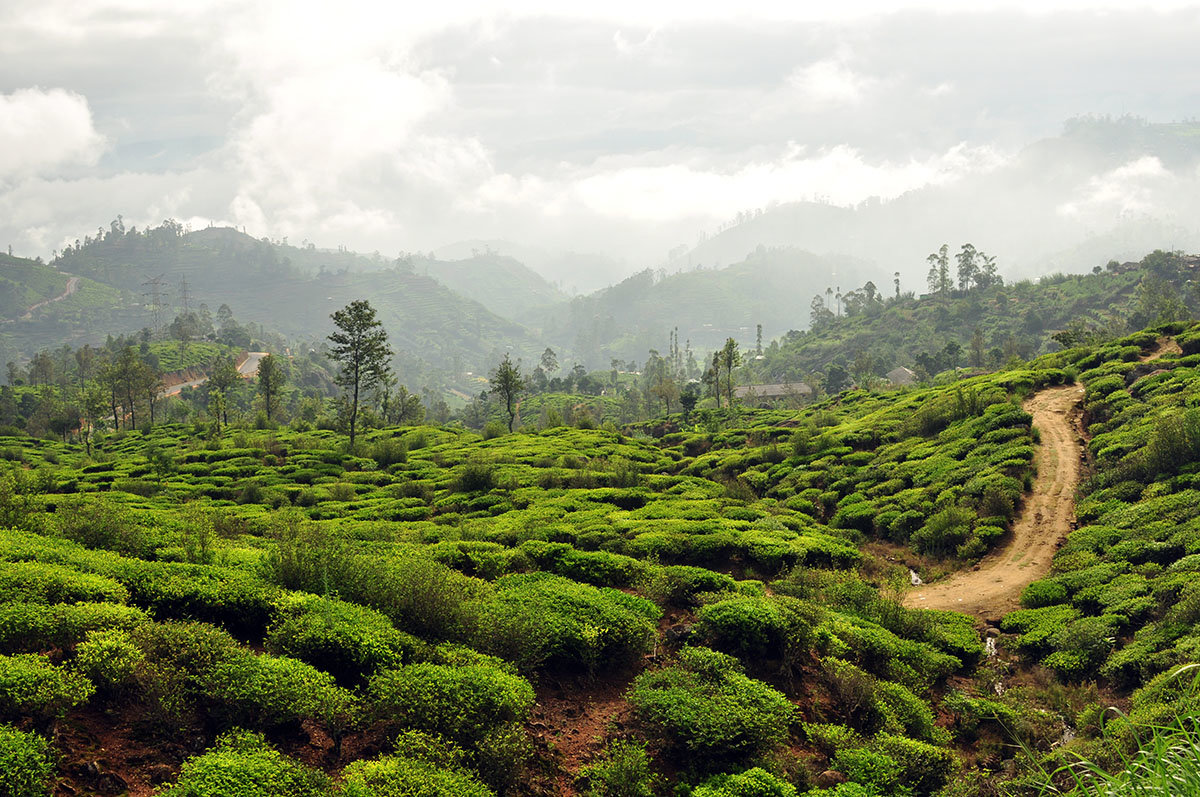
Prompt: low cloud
<box><xmin>0</xmin><ymin>88</ymin><xmax>105</xmax><ymax>181</ymax></box>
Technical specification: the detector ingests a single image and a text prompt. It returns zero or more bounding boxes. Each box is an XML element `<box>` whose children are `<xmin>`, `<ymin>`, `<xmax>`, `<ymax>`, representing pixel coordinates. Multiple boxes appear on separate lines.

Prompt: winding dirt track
<box><xmin>905</xmin><ymin>383</ymin><xmax>1086</xmax><ymax>620</ymax></box>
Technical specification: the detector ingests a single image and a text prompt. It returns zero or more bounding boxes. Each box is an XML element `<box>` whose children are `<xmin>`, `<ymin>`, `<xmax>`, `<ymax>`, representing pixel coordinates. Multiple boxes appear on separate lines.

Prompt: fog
<box><xmin>3</xmin><ymin>2</ymin><xmax>1200</xmax><ymax>291</ymax></box>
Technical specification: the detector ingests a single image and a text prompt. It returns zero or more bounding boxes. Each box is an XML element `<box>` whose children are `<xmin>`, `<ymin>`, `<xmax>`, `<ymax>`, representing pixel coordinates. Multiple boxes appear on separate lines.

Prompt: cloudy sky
<box><xmin>3</xmin><ymin>0</ymin><xmax>1200</xmax><ymax>276</ymax></box>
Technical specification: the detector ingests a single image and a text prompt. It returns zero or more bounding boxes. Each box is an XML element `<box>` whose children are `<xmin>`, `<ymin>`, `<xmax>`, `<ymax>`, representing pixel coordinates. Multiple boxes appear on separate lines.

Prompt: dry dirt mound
<box><xmin>905</xmin><ymin>383</ymin><xmax>1086</xmax><ymax>621</ymax></box>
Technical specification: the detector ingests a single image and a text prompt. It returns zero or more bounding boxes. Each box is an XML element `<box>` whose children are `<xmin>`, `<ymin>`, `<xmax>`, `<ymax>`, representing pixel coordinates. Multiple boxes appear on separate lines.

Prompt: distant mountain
<box><xmin>434</xmin><ymin>239</ymin><xmax>630</xmax><ymax>295</ymax></box>
<box><xmin>417</xmin><ymin>252</ymin><xmax>567</xmax><ymax>321</ymax></box>
<box><xmin>40</xmin><ymin>225</ymin><xmax>548</xmax><ymax>379</ymax></box>
<box><xmin>532</xmin><ymin>246</ymin><xmax>869</xmax><ymax>368</ymax></box>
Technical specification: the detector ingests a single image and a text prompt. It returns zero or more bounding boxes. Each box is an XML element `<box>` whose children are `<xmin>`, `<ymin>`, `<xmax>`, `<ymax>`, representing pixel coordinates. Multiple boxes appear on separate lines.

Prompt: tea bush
<box><xmin>161</xmin><ymin>730</ymin><xmax>331</xmax><ymax>797</ymax></box>
<box><xmin>0</xmin><ymin>724</ymin><xmax>55</xmax><ymax>797</ymax></box>
<box><xmin>628</xmin><ymin>647</ymin><xmax>793</xmax><ymax>762</ymax></box>
<box><xmin>0</xmin><ymin>654</ymin><xmax>93</xmax><ymax>725</ymax></box>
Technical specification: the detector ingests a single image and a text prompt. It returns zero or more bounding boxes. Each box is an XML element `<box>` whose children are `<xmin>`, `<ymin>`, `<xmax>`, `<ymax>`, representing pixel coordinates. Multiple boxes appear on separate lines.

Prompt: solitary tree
<box><xmin>327</xmin><ymin>300</ymin><xmax>393</xmax><ymax>448</ymax></box>
<box><xmin>540</xmin><ymin>347</ymin><xmax>558</xmax><ymax>374</ymax></box>
<box><xmin>489</xmin><ymin>353</ymin><xmax>525</xmax><ymax>432</ymax></box>
<box><xmin>256</xmin><ymin>354</ymin><xmax>285</xmax><ymax>423</ymax></box>
<box><xmin>719</xmin><ymin>337</ymin><xmax>741</xmax><ymax>408</ymax></box>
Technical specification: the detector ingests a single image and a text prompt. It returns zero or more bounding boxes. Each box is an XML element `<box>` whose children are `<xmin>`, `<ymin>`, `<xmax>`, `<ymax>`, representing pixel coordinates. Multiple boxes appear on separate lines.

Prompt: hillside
<box><xmin>534</xmin><ymin>246</ymin><xmax>870</xmax><ymax>368</ymax></box>
<box><xmin>746</xmin><ymin>251</ymin><xmax>1191</xmax><ymax>385</ymax></box>
<box><xmin>46</xmin><ymin>224</ymin><xmax>547</xmax><ymax>378</ymax></box>
<box><xmin>7</xmin><ymin>325</ymin><xmax>1200</xmax><ymax>794</ymax></box>
<box><xmin>417</xmin><ymin>252</ymin><xmax>568</xmax><ymax>322</ymax></box>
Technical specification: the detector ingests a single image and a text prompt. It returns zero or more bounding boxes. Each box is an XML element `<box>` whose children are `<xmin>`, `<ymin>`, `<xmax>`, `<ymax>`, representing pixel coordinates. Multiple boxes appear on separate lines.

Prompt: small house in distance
<box><xmin>733</xmin><ymin>382</ymin><xmax>814</xmax><ymax>408</ymax></box>
<box><xmin>887</xmin><ymin>366</ymin><xmax>918</xmax><ymax>387</ymax></box>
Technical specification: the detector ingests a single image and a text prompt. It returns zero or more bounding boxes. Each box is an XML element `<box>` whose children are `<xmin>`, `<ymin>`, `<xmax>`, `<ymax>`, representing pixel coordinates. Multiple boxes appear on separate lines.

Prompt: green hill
<box><xmin>418</xmin><ymin>251</ymin><xmax>567</xmax><ymax>322</ymax></box>
<box><xmin>46</xmin><ymin>224</ymin><xmax>547</xmax><ymax>377</ymax></box>
<box><xmin>534</xmin><ymin>246</ymin><xmax>869</xmax><ymax>368</ymax></box>
<box><xmin>747</xmin><ymin>250</ymin><xmax>1192</xmax><ymax>385</ymax></box>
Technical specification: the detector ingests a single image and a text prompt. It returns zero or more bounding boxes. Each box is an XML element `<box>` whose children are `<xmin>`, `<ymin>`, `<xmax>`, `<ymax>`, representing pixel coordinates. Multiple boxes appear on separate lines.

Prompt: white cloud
<box><xmin>0</xmin><ymin>88</ymin><xmax>105</xmax><ymax>181</ymax></box>
<box><xmin>789</xmin><ymin>58</ymin><xmax>874</xmax><ymax>107</ymax></box>
<box><xmin>1057</xmin><ymin>156</ymin><xmax>1173</xmax><ymax>218</ymax></box>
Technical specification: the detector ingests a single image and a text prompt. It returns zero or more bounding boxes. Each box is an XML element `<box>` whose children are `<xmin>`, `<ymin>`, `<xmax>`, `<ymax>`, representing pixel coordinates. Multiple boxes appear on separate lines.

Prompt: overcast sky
<box><xmin>2</xmin><ymin>1</ymin><xmax>1200</xmax><ymax>274</ymax></box>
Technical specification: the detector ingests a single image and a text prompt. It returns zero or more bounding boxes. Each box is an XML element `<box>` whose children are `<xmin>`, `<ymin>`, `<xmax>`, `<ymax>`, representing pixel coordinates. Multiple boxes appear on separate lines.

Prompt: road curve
<box><xmin>905</xmin><ymin>383</ymin><xmax>1086</xmax><ymax>621</ymax></box>
<box><xmin>162</xmin><ymin>351</ymin><xmax>268</xmax><ymax>397</ymax></box>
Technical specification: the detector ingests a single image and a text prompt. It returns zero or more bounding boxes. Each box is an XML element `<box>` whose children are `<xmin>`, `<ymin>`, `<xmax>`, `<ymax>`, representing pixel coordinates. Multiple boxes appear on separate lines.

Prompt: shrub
<box><xmin>265</xmin><ymin>594</ymin><xmax>426</xmax><ymax>686</ymax></box>
<box><xmin>161</xmin><ymin>729</ymin><xmax>330</xmax><ymax>797</ymax></box>
<box><xmin>338</xmin><ymin>753</ymin><xmax>494</xmax><ymax>797</ymax></box>
<box><xmin>0</xmin><ymin>602</ymin><xmax>148</xmax><ymax>653</ymax></box>
<box><xmin>0</xmin><ymin>725</ymin><xmax>55</xmax><ymax>797</ymax></box>
<box><xmin>368</xmin><ymin>662</ymin><xmax>534</xmax><ymax>745</ymax></box>
<box><xmin>55</xmin><ymin>494</ymin><xmax>145</xmax><ymax>555</ymax></box>
<box><xmin>455</xmin><ymin>460</ymin><xmax>496</xmax><ymax>492</ymax></box>
<box><xmin>628</xmin><ymin>647</ymin><xmax>793</xmax><ymax>763</ymax></box>
<box><xmin>371</xmin><ymin>438</ymin><xmax>409</xmax><ymax>469</ymax></box>
<box><xmin>873</xmin><ymin>733</ymin><xmax>958</xmax><ymax>795</ymax></box>
<box><xmin>0</xmin><ymin>654</ymin><xmax>94</xmax><ymax>726</ymax></box>
<box><xmin>691</xmin><ymin>767</ymin><xmax>798</xmax><ymax>797</ymax></box>
<box><xmin>912</xmin><ymin>507</ymin><xmax>975</xmax><ymax>557</ymax></box>
<box><xmin>833</xmin><ymin>747</ymin><xmax>901</xmax><ymax>794</ymax></box>
<box><xmin>74</xmin><ymin>629</ymin><xmax>144</xmax><ymax>697</ymax></box>
<box><xmin>473</xmin><ymin>573</ymin><xmax>660</xmax><ymax>672</ymax></box>
<box><xmin>696</xmin><ymin>595</ymin><xmax>821</xmax><ymax>663</ymax></box>
<box><xmin>643</xmin><ymin>566</ymin><xmax>738</xmax><ymax>607</ymax></box>
<box><xmin>1020</xmin><ymin>579</ymin><xmax>1068</xmax><ymax>609</ymax></box>
<box><xmin>0</xmin><ymin>561</ymin><xmax>129</xmax><ymax>605</ymax></box>
<box><xmin>578</xmin><ymin>739</ymin><xmax>656</xmax><ymax>797</ymax></box>
<box><xmin>204</xmin><ymin>652</ymin><xmax>360</xmax><ymax>733</ymax></box>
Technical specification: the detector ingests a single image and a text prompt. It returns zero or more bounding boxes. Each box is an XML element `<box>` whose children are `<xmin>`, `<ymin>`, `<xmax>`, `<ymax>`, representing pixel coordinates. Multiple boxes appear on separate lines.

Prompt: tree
<box><xmin>969</xmin><ymin>328</ymin><xmax>986</xmax><ymax>369</ymax></box>
<box><xmin>256</xmin><ymin>354</ymin><xmax>285</xmax><ymax>423</ymax></box>
<box><xmin>327</xmin><ymin>300</ymin><xmax>393</xmax><ymax>448</ymax></box>
<box><xmin>488</xmin><ymin>353</ymin><xmax>525</xmax><ymax>432</ymax></box>
<box><xmin>718</xmin><ymin>338</ymin><xmax>741</xmax><ymax>408</ymax></box>
<box><xmin>809</xmin><ymin>295</ymin><xmax>834</xmax><ymax>330</ymax></box>
<box><xmin>956</xmin><ymin>244</ymin><xmax>978</xmax><ymax>293</ymax></box>
<box><xmin>540</xmin><ymin>347</ymin><xmax>558</xmax><ymax>374</ymax></box>
<box><xmin>823</xmin><ymin>364</ymin><xmax>850</xmax><ymax>394</ymax></box>
<box><xmin>926</xmin><ymin>245</ymin><xmax>951</xmax><ymax>294</ymax></box>
<box><xmin>208</xmin><ymin>356</ymin><xmax>241</xmax><ymax>428</ymax></box>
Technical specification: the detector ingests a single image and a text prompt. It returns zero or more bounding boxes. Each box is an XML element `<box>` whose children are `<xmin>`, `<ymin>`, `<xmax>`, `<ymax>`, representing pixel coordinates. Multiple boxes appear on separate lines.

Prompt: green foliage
<box><xmin>339</xmin><ymin>752</ymin><xmax>494</xmax><ymax>797</ymax></box>
<box><xmin>473</xmin><ymin>573</ymin><xmax>659</xmax><ymax>672</ymax></box>
<box><xmin>0</xmin><ymin>654</ymin><xmax>94</xmax><ymax>724</ymax></box>
<box><xmin>368</xmin><ymin>662</ymin><xmax>534</xmax><ymax>745</ymax></box>
<box><xmin>265</xmin><ymin>593</ymin><xmax>426</xmax><ymax>686</ymax></box>
<box><xmin>629</xmin><ymin>646</ymin><xmax>793</xmax><ymax>763</ymax></box>
<box><xmin>690</xmin><ymin>767</ymin><xmax>798</xmax><ymax>796</ymax></box>
<box><xmin>203</xmin><ymin>651</ymin><xmax>359</xmax><ymax>732</ymax></box>
<box><xmin>161</xmin><ymin>730</ymin><xmax>331</xmax><ymax>797</ymax></box>
<box><xmin>0</xmin><ymin>724</ymin><xmax>55</xmax><ymax>797</ymax></box>
<box><xmin>578</xmin><ymin>739</ymin><xmax>657</xmax><ymax>797</ymax></box>
<box><xmin>74</xmin><ymin>628</ymin><xmax>144</xmax><ymax>696</ymax></box>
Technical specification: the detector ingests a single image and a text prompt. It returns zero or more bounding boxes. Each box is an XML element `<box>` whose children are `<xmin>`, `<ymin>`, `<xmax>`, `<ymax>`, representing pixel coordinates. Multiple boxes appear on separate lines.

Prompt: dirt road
<box><xmin>3</xmin><ymin>275</ymin><xmax>80</xmax><ymax>323</ymax></box>
<box><xmin>162</xmin><ymin>352</ymin><xmax>268</xmax><ymax>397</ymax></box>
<box><xmin>905</xmin><ymin>383</ymin><xmax>1086</xmax><ymax>619</ymax></box>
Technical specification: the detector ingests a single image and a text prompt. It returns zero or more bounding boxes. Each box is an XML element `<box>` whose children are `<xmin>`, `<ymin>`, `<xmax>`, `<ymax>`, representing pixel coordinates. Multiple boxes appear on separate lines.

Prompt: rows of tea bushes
<box><xmin>0</xmin><ymin>355</ymin><xmax>1111</xmax><ymax>795</ymax></box>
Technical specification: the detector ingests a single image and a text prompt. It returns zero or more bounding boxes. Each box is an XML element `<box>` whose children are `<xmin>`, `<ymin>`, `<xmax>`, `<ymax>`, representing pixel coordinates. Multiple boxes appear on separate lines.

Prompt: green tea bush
<box><xmin>642</xmin><ymin>565</ymin><xmax>738</xmax><ymax>607</ymax></box>
<box><xmin>696</xmin><ymin>595</ymin><xmax>821</xmax><ymax>663</ymax></box>
<box><xmin>690</xmin><ymin>767</ymin><xmax>798</xmax><ymax>796</ymax></box>
<box><xmin>338</xmin><ymin>753</ymin><xmax>494</xmax><ymax>797</ymax></box>
<box><xmin>578</xmin><ymin>739</ymin><xmax>656</xmax><ymax>797</ymax></box>
<box><xmin>0</xmin><ymin>560</ymin><xmax>129</xmax><ymax>605</ymax></box>
<box><xmin>628</xmin><ymin>647</ymin><xmax>793</xmax><ymax>763</ymax></box>
<box><xmin>265</xmin><ymin>594</ymin><xmax>426</xmax><ymax>686</ymax></box>
<box><xmin>0</xmin><ymin>601</ymin><xmax>148</xmax><ymax>652</ymax></box>
<box><xmin>370</xmin><ymin>437</ymin><xmax>409</xmax><ymax>469</ymax></box>
<box><xmin>911</xmin><ymin>506</ymin><xmax>975</xmax><ymax>557</ymax></box>
<box><xmin>833</xmin><ymin>747</ymin><xmax>901</xmax><ymax>794</ymax></box>
<box><xmin>0</xmin><ymin>724</ymin><xmax>55</xmax><ymax>797</ymax></box>
<box><xmin>161</xmin><ymin>729</ymin><xmax>331</xmax><ymax>797</ymax></box>
<box><xmin>1020</xmin><ymin>579</ymin><xmax>1068</xmax><ymax>609</ymax></box>
<box><xmin>204</xmin><ymin>652</ymin><xmax>359</xmax><ymax>732</ymax></box>
<box><xmin>74</xmin><ymin>628</ymin><xmax>144</xmax><ymax>697</ymax></box>
<box><xmin>368</xmin><ymin>662</ymin><xmax>534</xmax><ymax>744</ymax></box>
<box><xmin>874</xmin><ymin>733</ymin><xmax>958</xmax><ymax>795</ymax></box>
<box><xmin>473</xmin><ymin>573</ymin><xmax>659</xmax><ymax>672</ymax></box>
<box><xmin>55</xmin><ymin>494</ymin><xmax>146</xmax><ymax>555</ymax></box>
<box><xmin>0</xmin><ymin>654</ymin><xmax>93</xmax><ymax>725</ymax></box>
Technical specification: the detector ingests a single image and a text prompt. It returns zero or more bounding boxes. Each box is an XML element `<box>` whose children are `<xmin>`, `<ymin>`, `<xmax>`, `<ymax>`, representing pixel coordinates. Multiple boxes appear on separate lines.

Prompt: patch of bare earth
<box><xmin>904</xmin><ymin>383</ymin><xmax>1086</xmax><ymax>622</ymax></box>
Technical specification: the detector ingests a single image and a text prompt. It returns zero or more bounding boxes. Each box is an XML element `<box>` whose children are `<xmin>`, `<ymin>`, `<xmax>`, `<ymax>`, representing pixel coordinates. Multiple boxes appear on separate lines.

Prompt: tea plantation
<box><xmin>3</xmin><ymin>326</ymin><xmax>1200</xmax><ymax>794</ymax></box>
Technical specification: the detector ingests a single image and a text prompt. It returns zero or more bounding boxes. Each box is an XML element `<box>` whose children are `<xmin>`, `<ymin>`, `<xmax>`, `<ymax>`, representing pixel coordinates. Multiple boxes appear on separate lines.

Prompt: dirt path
<box><xmin>3</xmin><ymin>275</ymin><xmax>80</xmax><ymax>323</ymax></box>
<box><xmin>905</xmin><ymin>383</ymin><xmax>1086</xmax><ymax>620</ymax></box>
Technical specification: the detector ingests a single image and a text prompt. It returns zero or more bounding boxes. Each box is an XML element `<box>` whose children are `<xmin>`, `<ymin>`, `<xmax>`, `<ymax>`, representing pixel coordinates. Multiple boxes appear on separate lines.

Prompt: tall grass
<box><xmin>1030</xmin><ymin>664</ymin><xmax>1200</xmax><ymax>796</ymax></box>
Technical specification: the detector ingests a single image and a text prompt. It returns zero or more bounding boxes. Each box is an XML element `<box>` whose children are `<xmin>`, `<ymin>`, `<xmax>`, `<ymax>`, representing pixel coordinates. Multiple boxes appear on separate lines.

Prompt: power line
<box><xmin>141</xmin><ymin>274</ymin><xmax>169</xmax><ymax>335</ymax></box>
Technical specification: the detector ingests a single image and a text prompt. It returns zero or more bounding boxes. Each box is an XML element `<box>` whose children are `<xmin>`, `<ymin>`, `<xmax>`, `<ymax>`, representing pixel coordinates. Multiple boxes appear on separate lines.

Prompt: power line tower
<box><xmin>141</xmin><ymin>274</ymin><xmax>169</xmax><ymax>335</ymax></box>
<box><xmin>178</xmin><ymin>275</ymin><xmax>192</xmax><ymax>315</ymax></box>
